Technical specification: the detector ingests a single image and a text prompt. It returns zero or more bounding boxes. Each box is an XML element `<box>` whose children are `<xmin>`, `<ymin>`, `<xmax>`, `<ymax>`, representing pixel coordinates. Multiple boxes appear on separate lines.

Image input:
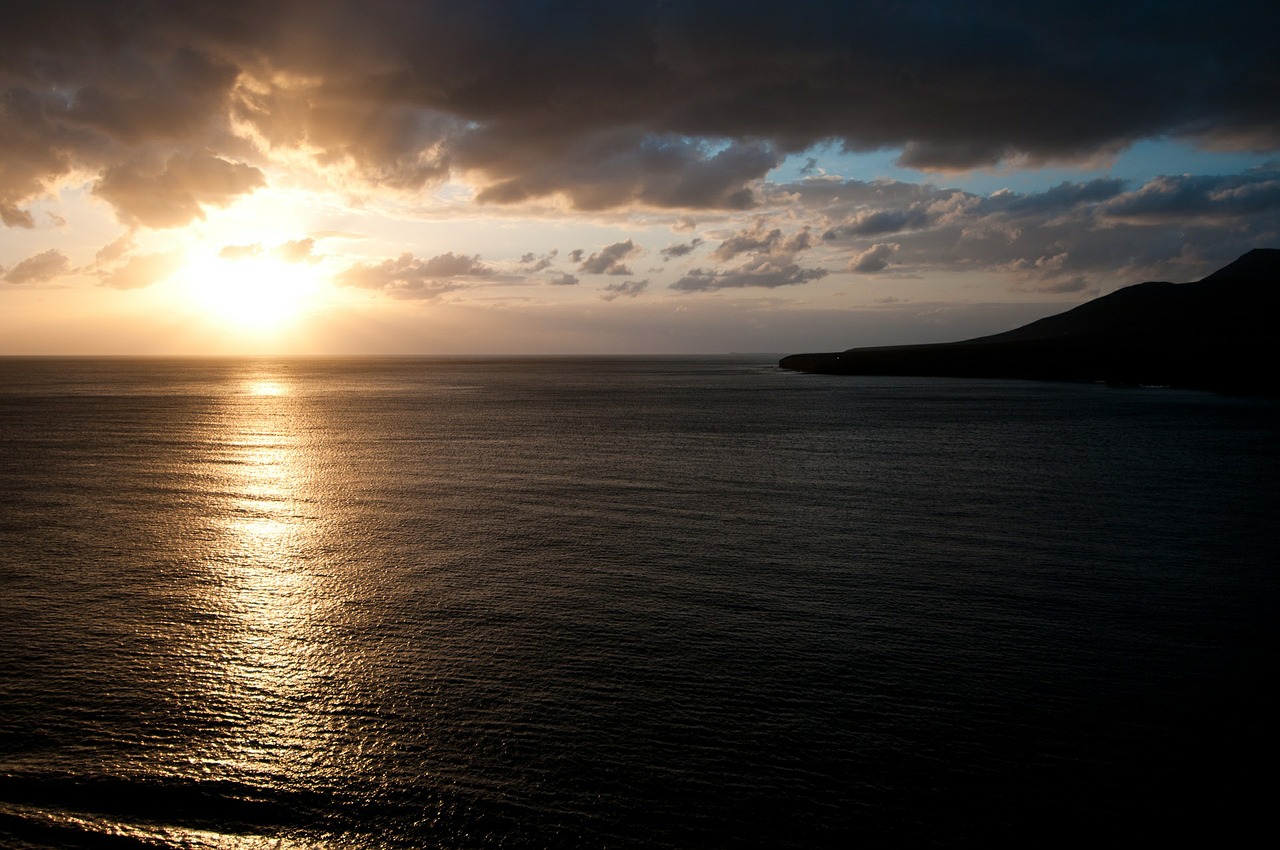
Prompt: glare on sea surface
<box><xmin>189</xmin><ymin>373</ymin><xmax>354</xmax><ymax>783</ymax></box>
<box><xmin>248</xmin><ymin>380</ymin><xmax>287</xmax><ymax>396</ymax></box>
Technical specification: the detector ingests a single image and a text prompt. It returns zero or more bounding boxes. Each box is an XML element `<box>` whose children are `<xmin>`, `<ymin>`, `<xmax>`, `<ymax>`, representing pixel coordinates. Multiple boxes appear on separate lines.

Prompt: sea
<box><xmin>1</xmin><ymin>356</ymin><xmax>1277</xmax><ymax>848</ymax></box>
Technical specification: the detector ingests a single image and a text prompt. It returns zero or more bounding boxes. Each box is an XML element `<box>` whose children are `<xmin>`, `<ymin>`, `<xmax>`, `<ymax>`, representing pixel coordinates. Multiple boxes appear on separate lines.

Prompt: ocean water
<box><xmin>1</xmin><ymin>356</ymin><xmax>1276</xmax><ymax>848</ymax></box>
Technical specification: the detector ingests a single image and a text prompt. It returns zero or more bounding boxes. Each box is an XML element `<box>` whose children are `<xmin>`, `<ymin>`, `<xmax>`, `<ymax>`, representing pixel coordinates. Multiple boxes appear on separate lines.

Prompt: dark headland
<box><xmin>780</xmin><ymin>249</ymin><xmax>1280</xmax><ymax>396</ymax></box>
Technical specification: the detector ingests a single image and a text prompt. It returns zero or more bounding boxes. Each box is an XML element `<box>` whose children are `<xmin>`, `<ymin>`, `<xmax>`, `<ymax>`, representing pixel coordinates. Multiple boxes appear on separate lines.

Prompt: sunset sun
<box><xmin>174</xmin><ymin>251</ymin><xmax>325</xmax><ymax>333</ymax></box>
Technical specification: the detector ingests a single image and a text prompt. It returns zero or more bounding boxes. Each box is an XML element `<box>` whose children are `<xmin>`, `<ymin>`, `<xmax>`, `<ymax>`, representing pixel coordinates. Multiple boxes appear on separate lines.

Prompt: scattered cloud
<box><xmin>670</xmin><ymin>261</ymin><xmax>828</xmax><ymax>292</ymax></box>
<box><xmin>601</xmin><ymin>279</ymin><xmax>649</xmax><ymax>300</ymax></box>
<box><xmin>3</xmin><ymin>249</ymin><xmax>70</xmax><ymax>284</ymax></box>
<box><xmin>94</xmin><ymin>235</ymin><xmax>134</xmax><ymax>265</ymax></box>
<box><xmin>336</xmin><ymin>251</ymin><xmax>493</xmax><ymax>299</ymax></box>
<box><xmin>520</xmin><ymin>250</ymin><xmax>558</xmax><ymax>272</ymax></box>
<box><xmin>660</xmin><ymin>238</ymin><xmax>704</xmax><ymax>259</ymax></box>
<box><xmin>579</xmin><ymin>239</ymin><xmax>640</xmax><ymax>275</ymax></box>
<box><xmin>713</xmin><ymin>224</ymin><xmax>812</xmax><ymax>261</ymax></box>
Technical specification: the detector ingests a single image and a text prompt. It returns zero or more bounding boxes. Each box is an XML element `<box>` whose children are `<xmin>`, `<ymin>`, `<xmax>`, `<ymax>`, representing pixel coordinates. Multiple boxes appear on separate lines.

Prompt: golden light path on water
<box><xmin>172</xmin><ymin>371</ymin><xmax>359</xmax><ymax>848</ymax></box>
<box><xmin>23</xmin><ymin>372</ymin><xmax>361</xmax><ymax>849</ymax></box>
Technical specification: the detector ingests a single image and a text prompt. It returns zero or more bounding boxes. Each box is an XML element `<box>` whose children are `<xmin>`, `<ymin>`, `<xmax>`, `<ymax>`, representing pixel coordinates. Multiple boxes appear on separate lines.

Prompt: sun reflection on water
<box><xmin>191</xmin><ymin>371</ymin><xmax>350</xmax><ymax>786</ymax></box>
<box><xmin>247</xmin><ymin>380</ymin><xmax>287</xmax><ymax>397</ymax></box>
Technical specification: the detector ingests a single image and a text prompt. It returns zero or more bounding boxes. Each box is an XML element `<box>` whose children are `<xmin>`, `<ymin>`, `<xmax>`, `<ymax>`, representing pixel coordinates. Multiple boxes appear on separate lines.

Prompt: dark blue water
<box><xmin>1</xmin><ymin>357</ymin><xmax>1277</xmax><ymax>847</ymax></box>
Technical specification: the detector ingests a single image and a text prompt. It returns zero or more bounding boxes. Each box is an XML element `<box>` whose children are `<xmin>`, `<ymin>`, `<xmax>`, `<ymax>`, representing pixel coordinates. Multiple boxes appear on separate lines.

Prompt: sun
<box><xmin>174</xmin><ymin>252</ymin><xmax>325</xmax><ymax>332</ymax></box>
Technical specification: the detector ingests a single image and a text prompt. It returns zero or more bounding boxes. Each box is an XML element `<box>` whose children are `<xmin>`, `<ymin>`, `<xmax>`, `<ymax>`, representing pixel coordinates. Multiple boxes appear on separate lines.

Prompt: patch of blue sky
<box><xmin>769</xmin><ymin>139</ymin><xmax>1276</xmax><ymax>196</ymax></box>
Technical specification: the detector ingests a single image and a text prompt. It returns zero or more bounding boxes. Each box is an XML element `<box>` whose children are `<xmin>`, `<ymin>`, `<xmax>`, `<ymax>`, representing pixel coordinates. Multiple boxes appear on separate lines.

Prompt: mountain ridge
<box><xmin>779</xmin><ymin>249</ymin><xmax>1280</xmax><ymax>396</ymax></box>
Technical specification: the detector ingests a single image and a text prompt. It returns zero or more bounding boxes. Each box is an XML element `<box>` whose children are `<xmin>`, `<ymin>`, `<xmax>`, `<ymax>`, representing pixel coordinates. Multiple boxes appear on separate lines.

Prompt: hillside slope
<box><xmin>779</xmin><ymin>249</ymin><xmax>1280</xmax><ymax>395</ymax></box>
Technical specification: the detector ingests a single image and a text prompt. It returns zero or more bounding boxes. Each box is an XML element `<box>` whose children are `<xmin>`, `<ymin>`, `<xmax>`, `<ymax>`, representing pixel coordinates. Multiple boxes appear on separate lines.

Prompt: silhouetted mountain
<box><xmin>779</xmin><ymin>249</ymin><xmax>1280</xmax><ymax>395</ymax></box>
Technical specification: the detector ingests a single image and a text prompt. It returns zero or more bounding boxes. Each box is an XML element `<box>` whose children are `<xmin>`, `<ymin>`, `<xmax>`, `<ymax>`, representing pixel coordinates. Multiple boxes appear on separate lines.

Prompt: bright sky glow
<box><xmin>174</xmin><ymin>252</ymin><xmax>325</xmax><ymax>333</ymax></box>
<box><xmin>3</xmin><ymin>2</ymin><xmax>1278</xmax><ymax>355</ymax></box>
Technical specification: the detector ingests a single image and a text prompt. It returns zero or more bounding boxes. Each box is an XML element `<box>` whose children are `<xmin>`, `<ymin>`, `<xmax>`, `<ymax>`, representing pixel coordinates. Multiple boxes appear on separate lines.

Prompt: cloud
<box><xmin>519</xmin><ymin>250</ymin><xmax>558</xmax><ymax>272</ymax></box>
<box><xmin>10</xmin><ymin>2</ymin><xmax>1271</xmax><ymax>221</ymax></box>
<box><xmin>219</xmin><ymin>243</ymin><xmax>261</xmax><ymax>260</ymax></box>
<box><xmin>99</xmin><ymin>250</ymin><xmax>184</xmax><ymax>290</ymax></box>
<box><xmin>660</xmin><ymin>238</ymin><xmax>703</xmax><ymax>259</ymax></box>
<box><xmin>670</xmin><ymin>261</ymin><xmax>828</xmax><ymax>292</ymax></box>
<box><xmin>235</xmin><ymin>85</ymin><xmax>459</xmax><ymax>189</ymax></box>
<box><xmin>548</xmin><ymin>272</ymin><xmax>579</xmax><ymax>286</ymax></box>
<box><xmin>94</xmin><ymin>150</ymin><xmax>266</xmax><ymax>228</ymax></box>
<box><xmin>336</xmin><ymin>251</ymin><xmax>492</xmax><ymax>299</ymax></box>
<box><xmin>66</xmin><ymin>47</ymin><xmax>240</xmax><ymax>146</ymax></box>
<box><xmin>3</xmin><ymin>249</ymin><xmax>70</xmax><ymax>284</ymax></box>
<box><xmin>848</xmin><ymin>243</ymin><xmax>899</xmax><ymax>273</ymax></box>
<box><xmin>824</xmin><ymin>207</ymin><xmax>933</xmax><ymax>241</ymax></box>
<box><xmin>2</xmin><ymin>0</ymin><xmax>1279</xmax><ymax>315</ymax></box>
<box><xmin>601</xmin><ymin>279</ymin><xmax>649</xmax><ymax>300</ymax></box>
<box><xmin>750</xmin><ymin>168</ymin><xmax>1280</xmax><ymax>289</ymax></box>
<box><xmin>665</xmin><ymin>218</ymin><xmax>825</xmax><ymax>292</ymax></box>
<box><xmin>217</xmin><ymin>238</ymin><xmax>315</xmax><ymax>263</ymax></box>
<box><xmin>713</xmin><ymin>224</ymin><xmax>812</xmax><ymax>261</ymax></box>
<box><xmin>274</xmin><ymin>238</ymin><xmax>315</xmax><ymax>263</ymax></box>
<box><xmin>1</xmin><ymin>204</ymin><xmax>36</xmax><ymax>228</ymax></box>
<box><xmin>579</xmin><ymin>240</ymin><xmax>639</xmax><ymax>275</ymax></box>
<box><xmin>1099</xmin><ymin>171</ymin><xmax>1280</xmax><ymax>223</ymax></box>
<box><xmin>468</xmin><ymin>133</ymin><xmax>777</xmax><ymax>210</ymax></box>
<box><xmin>94</xmin><ymin>234</ymin><xmax>134</xmax><ymax>265</ymax></box>
<box><xmin>986</xmin><ymin>178</ymin><xmax>1129</xmax><ymax>214</ymax></box>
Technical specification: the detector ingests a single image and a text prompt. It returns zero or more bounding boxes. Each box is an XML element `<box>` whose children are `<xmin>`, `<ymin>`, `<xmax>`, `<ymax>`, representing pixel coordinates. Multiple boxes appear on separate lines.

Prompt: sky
<box><xmin>2</xmin><ymin>0</ymin><xmax>1278</xmax><ymax>355</ymax></box>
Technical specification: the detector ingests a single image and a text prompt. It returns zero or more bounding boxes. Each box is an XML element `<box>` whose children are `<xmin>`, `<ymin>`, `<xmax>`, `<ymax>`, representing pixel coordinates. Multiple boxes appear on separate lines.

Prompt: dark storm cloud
<box><xmin>465</xmin><ymin>134</ymin><xmax>777</xmax><ymax>210</ymax></box>
<box><xmin>3</xmin><ymin>248</ymin><xmax>70</xmax><ymax>284</ymax></box>
<box><xmin>5</xmin><ymin>1</ymin><xmax>1278</xmax><ymax>225</ymax></box>
<box><xmin>579</xmin><ymin>240</ymin><xmax>639</xmax><ymax>275</ymax></box>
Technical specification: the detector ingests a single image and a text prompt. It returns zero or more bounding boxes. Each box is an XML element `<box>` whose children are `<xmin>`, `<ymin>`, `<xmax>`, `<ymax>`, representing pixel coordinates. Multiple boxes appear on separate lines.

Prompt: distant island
<box><xmin>780</xmin><ymin>249</ymin><xmax>1280</xmax><ymax>396</ymax></box>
